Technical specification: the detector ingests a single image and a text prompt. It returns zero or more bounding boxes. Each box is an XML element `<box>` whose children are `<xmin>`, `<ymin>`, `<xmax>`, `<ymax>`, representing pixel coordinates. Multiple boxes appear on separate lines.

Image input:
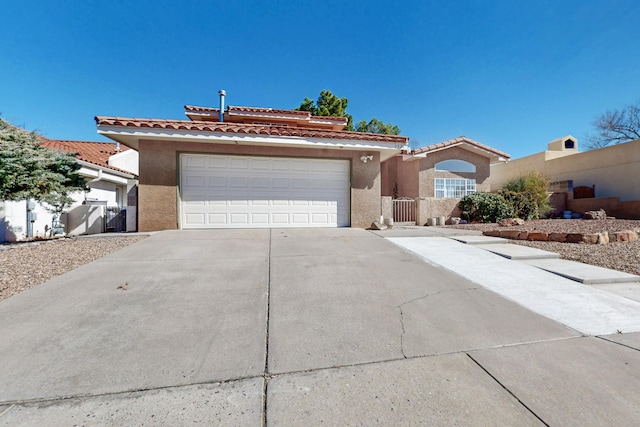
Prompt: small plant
<box><xmin>458</xmin><ymin>192</ymin><xmax>514</xmax><ymax>223</ymax></box>
<box><xmin>500</xmin><ymin>172</ymin><xmax>552</xmax><ymax>219</ymax></box>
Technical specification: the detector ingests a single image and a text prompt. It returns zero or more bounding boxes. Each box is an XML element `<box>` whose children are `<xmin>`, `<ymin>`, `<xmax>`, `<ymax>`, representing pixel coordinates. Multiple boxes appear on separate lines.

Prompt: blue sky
<box><xmin>2</xmin><ymin>0</ymin><xmax>639</xmax><ymax>159</ymax></box>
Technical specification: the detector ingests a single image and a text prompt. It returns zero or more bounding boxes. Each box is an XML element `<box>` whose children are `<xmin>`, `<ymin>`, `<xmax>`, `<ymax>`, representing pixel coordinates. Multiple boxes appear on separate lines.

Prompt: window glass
<box><xmin>434</xmin><ymin>178</ymin><xmax>476</xmax><ymax>198</ymax></box>
<box><xmin>434</xmin><ymin>159</ymin><xmax>476</xmax><ymax>173</ymax></box>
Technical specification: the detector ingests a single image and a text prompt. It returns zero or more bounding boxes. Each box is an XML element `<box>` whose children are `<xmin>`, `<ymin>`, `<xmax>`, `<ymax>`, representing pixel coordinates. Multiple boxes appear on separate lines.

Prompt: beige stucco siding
<box><xmin>381</xmin><ymin>156</ymin><xmax>418</xmax><ymax>198</ymax></box>
<box><xmin>418</xmin><ymin>147</ymin><xmax>490</xmax><ymax>197</ymax></box>
<box><xmin>492</xmin><ymin>138</ymin><xmax>640</xmax><ymax>201</ymax></box>
<box><xmin>137</xmin><ymin>139</ymin><xmax>383</xmax><ymax>231</ymax></box>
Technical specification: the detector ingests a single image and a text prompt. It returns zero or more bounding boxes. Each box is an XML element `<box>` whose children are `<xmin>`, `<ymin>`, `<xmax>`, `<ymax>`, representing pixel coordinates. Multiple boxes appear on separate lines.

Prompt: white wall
<box><xmin>1</xmin><ymin>199</ymin><xmax>56</xmax><ymax>242</ymax></box>
<box><xmin>63</xmin><ymin>205</ymin><xmax>105</xmax><ymax>236</ymax></box>
<box><xmin>109</xmin><ymin>149</ymin><xmax>139</xmax><ymax>175</ymax></box>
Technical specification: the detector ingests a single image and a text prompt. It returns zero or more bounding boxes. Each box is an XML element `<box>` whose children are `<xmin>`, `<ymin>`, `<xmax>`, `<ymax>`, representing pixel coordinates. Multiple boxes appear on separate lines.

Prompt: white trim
<box><xmin>97</xmin><ymin>125</ymin><xmax>406</xmax><ymax>151</ymax></box>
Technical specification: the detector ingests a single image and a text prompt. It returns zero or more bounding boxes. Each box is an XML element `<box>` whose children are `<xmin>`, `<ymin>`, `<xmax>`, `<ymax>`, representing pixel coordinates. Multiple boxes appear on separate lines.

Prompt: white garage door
<box><xmin>180</xmin><ymin>154</ymin><xmax>350</xmax><ymax>228</ymax></box>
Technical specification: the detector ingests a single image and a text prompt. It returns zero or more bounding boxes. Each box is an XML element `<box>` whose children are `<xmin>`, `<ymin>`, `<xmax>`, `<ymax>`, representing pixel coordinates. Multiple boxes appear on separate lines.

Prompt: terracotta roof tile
<box><xmin>185</xmin><ymin>105</ymin><xmax>348</xmax><ymax>123</ymax></box>
<box><xmin>39</xmin><ymin>138</ymin><xmax>135</xmax><ymax>175</ymax></box>
<box><xmin>414</xmin><ymin>136</ymin><xmax>510</xmax><ymax>159</ymax></box>
<box><xmin>95</xmin><ymin>116</ymin><xmax>409</xmax><ymax>144</ymax></box>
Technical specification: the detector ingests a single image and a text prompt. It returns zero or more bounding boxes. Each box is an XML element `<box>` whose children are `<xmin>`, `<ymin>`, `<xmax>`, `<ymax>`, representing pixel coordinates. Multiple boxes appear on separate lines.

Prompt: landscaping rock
<box><xmin>370</xmin><ymin>221</ymin><xmax>387</xmax><ymax>231</ymax></box>
<box><xmin>446</xmin><ymin>217</ymin><xmax>462</xmax><ymax>225</ymax></box>
<box><xmin>528</xmin><ymin>232</ymin><xmax>549</xmax><ymax>241</ymax></box>
<box><xmin>583</xmin><ymin>232</ymin><xmax>609</xmax><ymax>244</ymax></box>
<box><xmin>584</xmin><ymin>209</ymin><xmax>607</xmax><ymax>220</ymax></box>
<box><xmin>614</xmin><ymin>230</ymin><xmax>638</xmax><ymax>242</ymax></box>
<box><xmin>549</xmin><ymin>233</ymin><xmax>568</xmax><ymax>242</ymax></box>
<box><xmin>499</xmin><ymin>230</ymin><xmax>520</xmax><ymax>239</ymax></box>
<box><xmin>565</xmin><ymin>233</ymin><xmax>584</xmax><ymax>243</ymax></box>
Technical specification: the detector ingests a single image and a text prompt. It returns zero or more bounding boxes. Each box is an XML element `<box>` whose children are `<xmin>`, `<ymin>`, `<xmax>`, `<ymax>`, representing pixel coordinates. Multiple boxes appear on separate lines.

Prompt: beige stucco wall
<box><xmin>381</xmin><ymin>156</ymin><xmax>418</xmax><ymax>198</ymax></box>
<box><xmin>490</xmin><ymin>152</ymin><xmax>546</xmax><ymax>189</ymax></box>
<box><xmin>415</xmin><ymin>198</ymin><xmax>461</xmax><ymax>226</ymax></box>
<box><xmin>137</xmin><ymin>139</ymin><xmax>384</xmax><ymax>231</ymax></box>
<box><xmin>491</xmin><ymin>138</ymin><xmax>640</xmax><ymax>201</ymax></box>
<box><xmin>417</xmin><ymin>147</ymin><xmax>491</xmax><ymax>197</ymax></box>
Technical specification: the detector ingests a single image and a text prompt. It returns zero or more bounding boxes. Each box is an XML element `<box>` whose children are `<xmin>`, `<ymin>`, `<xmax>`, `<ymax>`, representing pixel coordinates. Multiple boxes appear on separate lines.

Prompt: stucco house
<box><xmin>95</xmin><ymin>98</ymin><xmax>409</xmax><ymax>230</ymax></box>
<box><xmin>381</xmin><ymin>137</ymin><xmax>510</xmax><ymax>225</ymax></box>
<box><xmin>0</xmin><ymin>138</ymin><xmax>138</xmax><ymax>242</ymax></box>
<box><xmin>491</xmin><ymin>136</ymin><xmax>640</xmax><ymax>218</ymax></box>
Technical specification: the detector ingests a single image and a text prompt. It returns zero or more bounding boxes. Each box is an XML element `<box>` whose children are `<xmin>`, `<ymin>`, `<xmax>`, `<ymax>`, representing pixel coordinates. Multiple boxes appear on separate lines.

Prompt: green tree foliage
<box><xmin>585</xmin><ymin>101</ymin><xmax>640</xmax><ymax>149</ymax></box>
<box><xmin>296</xmin><ymin>90</ymin><xmax>353</xmax><ymax>130</ymax></box>
<box><xmin>458</xmin><ymin>192</ymin><xmax>514</xmax><ymax>223</ymax></box>
<box><xmin>296</xmin><ymin>90</ymin><xmax>400</xmax><ymax>134</ymax></box>
<box><xmin>355</xmin><ymin>118</ymin><xmax>400</xmax><ymax>135</ymax></box>
<box><xmin>500</xmin><ymin>171</ymin><xmax>552</xmax><ymax>220</ymax></box>
<box><xmin>0</xmin><ymin>118</ymin><xmax>87</xmax><ymax>213</ymax></box>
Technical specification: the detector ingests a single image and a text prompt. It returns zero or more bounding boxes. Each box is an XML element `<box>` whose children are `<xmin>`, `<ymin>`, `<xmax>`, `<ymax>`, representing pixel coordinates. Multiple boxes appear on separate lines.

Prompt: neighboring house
<box><xmin>381</xmin><ymin>137</ymin><xmax>510</xmax><ymax>225</ymax></box>
<box><xmin>491</xmin><ymin>136</ymin><xmax>640</xmax><ymax>218</ymax></box>
<box><xmin>0</xmin><ymin>139</ymin><xmax>138</xmax><ymax>242</ymax></box>
<box><xmin>96</xmin><ymin>100</ymin><xmax>409</xmax><ymax>230</ymax></box>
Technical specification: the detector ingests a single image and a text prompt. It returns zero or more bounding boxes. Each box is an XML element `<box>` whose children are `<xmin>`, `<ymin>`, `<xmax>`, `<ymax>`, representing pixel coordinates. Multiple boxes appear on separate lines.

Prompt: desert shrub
<box><xmin>500</xmin><ymin>190</ymin><xmax>539</xmax><ymax>221</ymax></box>
<box><xmin>458</xmin><ymin>192</ymin><xmax>514</xmax><ymax>223</ymax></box>
<box><xmin>500</xmin><ymin>172</ymin><xmax>552</xmax><ymax>219</ymax></box>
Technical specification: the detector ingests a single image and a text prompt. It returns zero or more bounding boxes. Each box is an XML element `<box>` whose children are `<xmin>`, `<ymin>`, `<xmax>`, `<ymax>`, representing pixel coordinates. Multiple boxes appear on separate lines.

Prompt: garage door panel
<box><xmin>230</xmin><ymin>158</ymin><xmax>250</xmax><ymax>170</ymax></box>
<box><xmin>180</xmin><ymin>154</ymin><xmax>350</xmax><ymax>228</ymax></box>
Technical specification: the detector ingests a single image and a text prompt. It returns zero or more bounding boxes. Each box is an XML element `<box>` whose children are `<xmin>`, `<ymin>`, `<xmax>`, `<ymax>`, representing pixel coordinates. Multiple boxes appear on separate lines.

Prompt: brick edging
<box><xmin>483</xmin><ymin>228</ymin><xmax>640</xmax><ymax>244</ymax></box>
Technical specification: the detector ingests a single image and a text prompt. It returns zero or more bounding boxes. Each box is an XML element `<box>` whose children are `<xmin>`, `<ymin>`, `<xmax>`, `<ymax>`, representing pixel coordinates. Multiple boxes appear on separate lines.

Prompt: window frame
<box><xmin>434</xmin><ymin>178</ymin><xmax>476</xmax><ymax>198</ymax></box>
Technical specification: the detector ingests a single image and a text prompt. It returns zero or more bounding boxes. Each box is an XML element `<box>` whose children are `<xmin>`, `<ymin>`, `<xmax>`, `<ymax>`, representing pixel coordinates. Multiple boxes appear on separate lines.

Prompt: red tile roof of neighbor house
<box><xmin>94</xmin><ymin>116</ymin><xmax>409</xmax><ymax>144</ymax></box>
<box><xmin>185</xmin><ymin>105</ymin><xmax>347</xmax><ymax>122</ymax></box>
<box><xmin>414</xmin><ymin>136</ymin><xmax>510</xmax><ymax>159</ymax></box>
<box><xmin>39</xmin><ymin>138</ymin><xmax>135</xmax><ymax>175</ymax></box>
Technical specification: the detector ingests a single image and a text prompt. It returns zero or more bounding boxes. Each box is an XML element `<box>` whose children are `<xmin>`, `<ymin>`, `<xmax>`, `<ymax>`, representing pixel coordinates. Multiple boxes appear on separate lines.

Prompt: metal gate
<box><xmin>392</xmin><ymin>198</ymin><xmax>416</xmax><ymax>224</ymax></box>
<box><xmin>105</xmin><ymin>207</ymin><xmax>126</xmax><ymax>232</ymax></box>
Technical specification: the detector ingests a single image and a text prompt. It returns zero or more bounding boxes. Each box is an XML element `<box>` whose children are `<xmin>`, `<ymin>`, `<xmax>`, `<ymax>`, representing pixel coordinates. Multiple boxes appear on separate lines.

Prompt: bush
<box><xmin>500</xmin><ymin>172</ymin><xmax>552</xmax><ymax>219</ymax></box>
<box><xmin>458</xmin><ymin>192</ymin><xmax>514</xmax><ymax>223</ymax></box>
<box><xmin>500</xmin><ymin>190</ymin><xmax>539</xmax><ymax>221</ymax></box>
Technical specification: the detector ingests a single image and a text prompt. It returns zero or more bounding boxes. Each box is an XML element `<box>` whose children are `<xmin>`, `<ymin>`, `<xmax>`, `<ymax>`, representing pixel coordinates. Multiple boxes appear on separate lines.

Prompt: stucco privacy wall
<box><xmin>137</xmin><ymin>139</ymin><xmax>382</xmax><ymax>231</ymax></box>
<box><xmin>417</xmin><ymin>146</ymin><xmax>491</xmax><ymax>197</ymax></box>
<box><xmin>381</xmin><ymin>156</ymin><xmax>418</xmax><ymax>198</ymax></box>
<box><xmin>492</xmin><ymin>138</ymin><xmax>640</xmax><ymax>202</ymax></box>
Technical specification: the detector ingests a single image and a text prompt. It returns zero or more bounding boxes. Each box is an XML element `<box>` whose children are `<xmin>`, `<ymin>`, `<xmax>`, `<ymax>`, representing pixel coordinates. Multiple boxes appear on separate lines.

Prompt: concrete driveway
<box><xmin>1</xmin><ymin>228</ymin><xmax>639</xmax><ymax>425</ymax></box>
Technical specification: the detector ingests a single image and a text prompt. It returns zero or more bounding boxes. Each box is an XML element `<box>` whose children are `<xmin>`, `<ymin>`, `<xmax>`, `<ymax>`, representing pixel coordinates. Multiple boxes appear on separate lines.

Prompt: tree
<box><xmin>296</xmin><ymin>90</ymin><xmax>400</xmax><ymax>134</ymax></box>
<box><xmin>0</xmin><ymin>118</ymin><xmax>87</xmax><ymax>213</ymax></box>
<box><xmin>355</xmin><ymin>118</ymin><xmax>400</xmax><ymax>135</ymax></box>
<box><xmin>296</xmin><ymin>90</ymin><xmax>354</xmax><ymax>130</ymax></box>
<box><xmin>585</xmin><ymin>101</ymin><xmax>640</xmax><ymax>149</ymax></box>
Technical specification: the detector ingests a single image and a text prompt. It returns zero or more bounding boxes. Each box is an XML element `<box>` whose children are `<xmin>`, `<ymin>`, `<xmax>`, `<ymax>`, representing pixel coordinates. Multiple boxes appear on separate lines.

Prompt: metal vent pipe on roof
<box><xmin>218</xmin><ymin>89</ymin><xmax>226</xmax><ymax>122</ymax></box>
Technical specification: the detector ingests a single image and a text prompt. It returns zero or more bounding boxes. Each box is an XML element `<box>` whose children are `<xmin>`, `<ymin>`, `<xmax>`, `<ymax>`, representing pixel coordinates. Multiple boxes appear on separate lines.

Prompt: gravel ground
<box><xmin>448</xmin><ymin>219</ymin><xmax>640</xmax><ymax>276</ymax></box>
<box><xmin>0</xmin><ymin>235</ymin><xmax>147</xmax><ymax>302</ymax></box>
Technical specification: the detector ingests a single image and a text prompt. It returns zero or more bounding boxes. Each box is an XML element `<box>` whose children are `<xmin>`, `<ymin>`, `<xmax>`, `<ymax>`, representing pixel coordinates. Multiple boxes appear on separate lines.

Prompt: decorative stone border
<box><xmin>483</xmin><ymin>229</ymin><xmax>640</xmax><ymax>244</ymax></box>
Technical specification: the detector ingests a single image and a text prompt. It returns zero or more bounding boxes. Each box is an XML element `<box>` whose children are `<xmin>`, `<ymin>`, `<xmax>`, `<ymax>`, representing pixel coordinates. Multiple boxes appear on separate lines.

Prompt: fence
<box><xmin>392</xmin><ymin>198</ymin><xmax>416</xmax><ymax>224</ymax></box>
<box><xmin>105</xmin><ymin>207</ymin><xmax>127</xmax><ymax>232</ymax></box>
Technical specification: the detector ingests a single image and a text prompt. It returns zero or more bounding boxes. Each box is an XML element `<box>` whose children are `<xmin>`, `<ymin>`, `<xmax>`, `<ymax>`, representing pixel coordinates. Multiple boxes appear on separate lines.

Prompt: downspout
<box><xmin>218</xmin><ymin>89</ymin><xmax>226</xmax><ymax>122</ymax></box>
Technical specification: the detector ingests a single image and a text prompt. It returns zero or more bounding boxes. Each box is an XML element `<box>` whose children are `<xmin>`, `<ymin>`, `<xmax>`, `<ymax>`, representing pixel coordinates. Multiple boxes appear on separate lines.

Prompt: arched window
<box><xmin>435</xmin><ymin>159</ymin><xmax>476</xmax><ymax>173</ymax></box>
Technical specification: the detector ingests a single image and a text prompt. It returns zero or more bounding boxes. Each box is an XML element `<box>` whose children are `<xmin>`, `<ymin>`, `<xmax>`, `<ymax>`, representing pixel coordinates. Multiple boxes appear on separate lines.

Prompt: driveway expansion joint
<box><xmin>0</xmin><ymin>375</ymin><xmax>265</xmax><ymax>407</ymax></box>
<box><xmin>466</xmin><ymin>352</ymin><xmax>550</xmax><ymax>427</ymax></box>
<box><xmin>262</xmin><ymin>229</ymin><xmax>273</xmax><ymax>427</ymax></box>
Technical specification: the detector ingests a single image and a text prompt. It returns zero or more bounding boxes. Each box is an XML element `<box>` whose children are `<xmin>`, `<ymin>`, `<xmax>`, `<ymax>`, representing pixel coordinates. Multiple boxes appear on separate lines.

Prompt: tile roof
<box><xmin>185</xmin><ymin>105</ymin><xmax>347</xmax><ymax>122</ymax></box>
<box><xmin>95</xmin><ymin>116</ymin><xmax>409</xmax><ymax>144</ymax></box>
<box><xmin>39</xmin><ymin>138</ymin><xmax>135</xmax><ymax>175</ymax></box>
<box><xmin>414</xmin><ymin>136</ymin><xmax>510</xmax><ymax>159</ymax></box>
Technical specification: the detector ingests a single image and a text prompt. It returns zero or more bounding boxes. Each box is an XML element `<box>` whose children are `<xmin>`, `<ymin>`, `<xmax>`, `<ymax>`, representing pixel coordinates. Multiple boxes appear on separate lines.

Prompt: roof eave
<box><xmin>96</xmin><ymin>125</ymin><xmax>407</xmax><ymax>160</ymax></box>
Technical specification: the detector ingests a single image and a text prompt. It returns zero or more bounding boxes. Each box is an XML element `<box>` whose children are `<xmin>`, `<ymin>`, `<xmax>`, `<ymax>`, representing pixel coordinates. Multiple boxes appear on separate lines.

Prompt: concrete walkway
<box><xmin>1</xmin><ymin>228</ymin><xmax>640</xmax><ymax>425</ymax></box>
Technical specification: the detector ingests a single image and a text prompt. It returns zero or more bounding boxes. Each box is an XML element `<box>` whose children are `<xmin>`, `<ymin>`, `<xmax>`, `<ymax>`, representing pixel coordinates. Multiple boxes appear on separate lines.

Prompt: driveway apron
<box><xmin>1</xmin><ymin>228</ymin><xmax>639</xmax><ymax>425</ymax></box>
